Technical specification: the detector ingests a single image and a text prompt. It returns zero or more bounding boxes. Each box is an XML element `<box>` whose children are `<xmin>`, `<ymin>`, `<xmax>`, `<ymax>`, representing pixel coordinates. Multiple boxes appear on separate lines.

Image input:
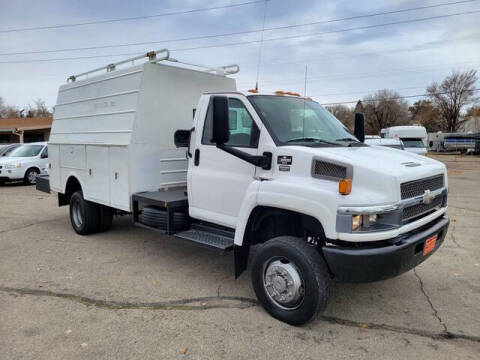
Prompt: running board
<box><xmin>174</xmin><ymin>225</ymin><xmax>234</xmax><ymax>251</ymax></box>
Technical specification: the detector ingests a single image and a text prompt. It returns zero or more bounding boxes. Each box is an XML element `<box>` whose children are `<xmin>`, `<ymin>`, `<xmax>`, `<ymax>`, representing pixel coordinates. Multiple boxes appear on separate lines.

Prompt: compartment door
<box><xmin>85</xmin><ymin>145</ymin><xmax>110</xmax><ymax>204</ymax></box>
<box><xmin>109</xmin><ymin>147</ymin><xmax>129</xmax><ymax>210</ymax></box>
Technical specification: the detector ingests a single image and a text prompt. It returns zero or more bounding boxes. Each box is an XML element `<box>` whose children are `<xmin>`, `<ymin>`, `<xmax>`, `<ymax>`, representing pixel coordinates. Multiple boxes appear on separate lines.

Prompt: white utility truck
<box><xmin>38</xmin><ymin>50</ymin><xmax>450</xmax><ymax>325</ymax></box>
<box><xmin>381</xmin><ymin>126</ymin><xmax>428</xmax><ymax>155</ymax></box>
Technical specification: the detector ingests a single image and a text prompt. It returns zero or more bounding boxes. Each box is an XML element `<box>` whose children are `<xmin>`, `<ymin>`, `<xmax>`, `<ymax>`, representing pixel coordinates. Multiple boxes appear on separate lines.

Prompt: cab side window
<box><xmin>202</xmin><ymin>98</ymin><xmax>259</xmax><ymax>148</ymax></box>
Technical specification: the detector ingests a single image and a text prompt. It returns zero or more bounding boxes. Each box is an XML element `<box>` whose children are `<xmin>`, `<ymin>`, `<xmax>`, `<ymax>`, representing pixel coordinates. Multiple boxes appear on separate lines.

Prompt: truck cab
<box><xmin>39</xmin><ymin>51</ymin><xmax>449</xmax><ymax>325</ymax></box>
<box><xmin>179</xmin><ymin>92</ymin><xmax>449</xmax><ymax>324</ymax></box>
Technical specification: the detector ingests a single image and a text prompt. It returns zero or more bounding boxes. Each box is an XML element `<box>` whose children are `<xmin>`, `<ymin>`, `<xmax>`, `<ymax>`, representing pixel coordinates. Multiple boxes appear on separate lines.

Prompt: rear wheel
<box><xmin>24</xmin><ymin>168</ymin><xmax>39</xmax><ymax>185</ymax></box>
<box><xmin>251</xmin><ymin>236</ymin><xmax>331</xmax><ymax>325</ymax></box>
<box><xmin>69</xmin><ymin>191</ymin><xmax>100</xmax><ymax>235</ymax></box>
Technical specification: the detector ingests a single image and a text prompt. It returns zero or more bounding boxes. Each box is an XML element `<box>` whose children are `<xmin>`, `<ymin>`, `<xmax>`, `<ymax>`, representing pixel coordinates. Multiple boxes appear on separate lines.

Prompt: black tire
<box><xmin>98</xmin><ymin>205</ymin><xmax>114</xmax><ymax>232</ymax></box>
<box><xmin>251</xmin><ymin>236</ymin><xmax>331</xmax><ymax>325</ymax></box>
<box><xmin>69</xmin><ymin>191</ymin><xmax>100</xmax><ymax>235</ymax></box>
<box><xmin>24</xmin><ymin>168</ymin><xmax>40</xmax><ymax>185</ymax></box>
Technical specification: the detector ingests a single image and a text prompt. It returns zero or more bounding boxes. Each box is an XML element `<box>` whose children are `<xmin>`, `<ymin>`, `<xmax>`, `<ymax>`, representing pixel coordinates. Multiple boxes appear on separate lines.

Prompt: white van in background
<box><xmin>381</xmin><ymin>126</ymin><xmax>427</xmax><ymax>155</ymax></box>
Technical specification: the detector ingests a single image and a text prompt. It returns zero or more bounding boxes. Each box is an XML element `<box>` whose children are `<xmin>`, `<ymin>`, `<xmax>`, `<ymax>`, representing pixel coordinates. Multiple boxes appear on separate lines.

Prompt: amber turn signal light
<box><xmin>339</xmin><ymin>179</ymin><xmax>352</xmax><ymax>195</ymax></box>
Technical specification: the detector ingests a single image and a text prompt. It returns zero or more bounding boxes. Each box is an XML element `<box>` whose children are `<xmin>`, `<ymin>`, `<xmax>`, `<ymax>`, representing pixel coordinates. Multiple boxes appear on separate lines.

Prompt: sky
<box><xmin>0</xmin><ymin>0</ymin><xmax>479</xmax><ymax>110</ymax></box>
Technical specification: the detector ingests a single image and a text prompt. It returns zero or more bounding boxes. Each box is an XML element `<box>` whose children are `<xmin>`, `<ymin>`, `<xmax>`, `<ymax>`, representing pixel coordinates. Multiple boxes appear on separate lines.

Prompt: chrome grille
<box><xmin>313</xmin><ymin>160</ymin><xmax>346</xmax><ymax>179</ymax></box>
<box><xmin>402</xmin><ymin>195</ymin><xmax>443</xmax><ymax>221</ymax></box>
<box><xmin>401</xmin><ymin>174</ymin><xmax>444</xmax><ymax>200</ymax></box>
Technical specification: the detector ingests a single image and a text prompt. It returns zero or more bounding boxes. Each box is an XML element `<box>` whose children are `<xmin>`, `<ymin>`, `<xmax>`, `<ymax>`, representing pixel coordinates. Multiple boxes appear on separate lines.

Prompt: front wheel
<box><xmin>251</xmin><ymin>236</ymin><xmax>332</xmax><ymax>325</ymax></box>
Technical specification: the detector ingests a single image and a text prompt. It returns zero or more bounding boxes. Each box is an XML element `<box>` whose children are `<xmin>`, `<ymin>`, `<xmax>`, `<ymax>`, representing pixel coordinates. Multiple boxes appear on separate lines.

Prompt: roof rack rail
<box><xmin>67</xmin><ymin>49</ymin><xmax>239</xmax><ymax>82</ymax></box>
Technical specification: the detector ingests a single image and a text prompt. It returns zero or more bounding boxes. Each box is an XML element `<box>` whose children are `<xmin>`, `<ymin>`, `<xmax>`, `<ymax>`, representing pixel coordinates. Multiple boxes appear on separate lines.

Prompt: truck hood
<box><xmin>317</xmin><ymin>145</ymin><xmax>442</xmax><ymax>180</ymax></box>
<box><xmin>285</xmin><ymin>144</ymin><xmax>447</xmax><ymax>204</ymax></box>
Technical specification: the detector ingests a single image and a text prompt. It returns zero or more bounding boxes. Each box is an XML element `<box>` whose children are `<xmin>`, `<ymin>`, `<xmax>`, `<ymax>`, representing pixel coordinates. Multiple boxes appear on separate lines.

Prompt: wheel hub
<box><xmin>72</xmin><ymin>201</ymin><xmax>83</xmax><ymax>228</ymax></box>
<box><xmin>28</xmin><ymin>171</ymin><xmax>37</xmax><ymax>183</ymax></box>
<box><xmin>264</xmin><ymin>259</ymin><xmax>303</xmax><ymax>308</ymax></box>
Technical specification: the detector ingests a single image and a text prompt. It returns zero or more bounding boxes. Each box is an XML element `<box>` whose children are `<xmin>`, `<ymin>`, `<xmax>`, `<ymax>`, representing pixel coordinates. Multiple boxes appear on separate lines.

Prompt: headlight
<box><xmin>5</xmin><ymin>163</ymin><xmax>21</xmax><ymax>169</ymax></box>
<box><xmin>338</xmin><ymin>204</ymin><xmax>399</xmax><ymax>233</ymax></box>
<box><xmin>351</xmin><ymin>214</ymin><xmax>379</xmax><ymax>231</ymax></box>
<box><xmin>352</xmin><ymin>215</ymin><xmax>362</xmax><ymax>231</ymax></box>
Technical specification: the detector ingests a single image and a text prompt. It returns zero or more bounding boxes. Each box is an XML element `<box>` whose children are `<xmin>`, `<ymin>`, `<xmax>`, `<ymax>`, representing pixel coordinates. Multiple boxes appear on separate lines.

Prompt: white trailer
<box><xmin>39</xmin><ymin>50</ymin><xmax>450</xmax><ymax>325</ymax></box>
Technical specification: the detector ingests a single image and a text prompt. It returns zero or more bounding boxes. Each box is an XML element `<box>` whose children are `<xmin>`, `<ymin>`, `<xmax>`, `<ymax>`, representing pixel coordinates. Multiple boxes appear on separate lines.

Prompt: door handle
<box><xmin>194</xmin><ymin>149</ymin><xmax>200</xmax><ymax>166</ymax></box>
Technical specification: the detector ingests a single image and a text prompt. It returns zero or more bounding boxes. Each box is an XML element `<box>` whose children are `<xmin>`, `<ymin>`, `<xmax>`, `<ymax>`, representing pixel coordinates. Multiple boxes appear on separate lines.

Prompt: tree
<box><xmin>409</xmin><ymin>100</ymin><xmax>441</xmax><ymax>132</ymax></box>
<box><xmin>427</xmin><ymin>69</ymin><xmax>478</xmax><ymax>132</ymax></box>
<box><xmin>326</xmin><ymin>104</ymin><xmax>354</xmax><ymax>130</ymax></box>
<box><xmin>26</xmin><ymin>99</ymin><xmax>51</xmax><ymax>117</ymax></box>
<box><xmin>362</xmin><ymin>89</ymin><xmax>409</xmax><ymax>134</ymax></box>
<box><xmin>0</xmin><ymin>96</ymin><xmax>22</xmax><ymax>118</ymax></box>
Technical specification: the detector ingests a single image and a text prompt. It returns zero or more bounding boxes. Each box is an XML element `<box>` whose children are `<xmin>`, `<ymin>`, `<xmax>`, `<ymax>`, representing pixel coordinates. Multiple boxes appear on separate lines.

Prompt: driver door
<box><xmin>189</xmin><ymin>95</ymin><xmax>261</xmax><ymax>228</ymax></box>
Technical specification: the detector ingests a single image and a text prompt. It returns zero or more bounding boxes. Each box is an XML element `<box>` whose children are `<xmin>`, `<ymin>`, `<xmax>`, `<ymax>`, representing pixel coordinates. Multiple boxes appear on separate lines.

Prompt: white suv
<box><xmin>0</xmin><ymin>142</ymin><xmax>48</xmax><ymax>185</ymax></box>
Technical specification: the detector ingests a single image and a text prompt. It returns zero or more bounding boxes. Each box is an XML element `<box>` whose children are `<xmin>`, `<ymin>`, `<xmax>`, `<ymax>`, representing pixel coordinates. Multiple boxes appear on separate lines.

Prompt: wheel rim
<box><xmin>28</xmin><ymin>170</ymin><xmax>38</xmax><ymax>184</ymax></box>
<box><xmin>263</xmin><ymin>257</ymin><xmax>305</xmax><ymax>310</ymax></box>
<box><xmin>72</xmin><ymin>199</ymin><xmax>83</xmax><ymax>228</ymax></box>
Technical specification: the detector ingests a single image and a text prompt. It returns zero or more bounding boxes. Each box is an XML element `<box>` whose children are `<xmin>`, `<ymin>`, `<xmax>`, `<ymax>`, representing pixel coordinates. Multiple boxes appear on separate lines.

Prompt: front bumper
<box><xmin>322</xmin><ymin>215</ymin><xmax>449</xmax><ymax>283</ymax></box>
<box><xmin>0</xmin><ymin>167</ymin><xmax>24</xmax><ymax>181</ymax></box>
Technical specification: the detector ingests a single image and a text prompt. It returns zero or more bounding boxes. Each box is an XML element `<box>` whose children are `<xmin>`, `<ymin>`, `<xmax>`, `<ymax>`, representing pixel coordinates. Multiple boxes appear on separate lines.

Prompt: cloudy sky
<box><xmin>0</xmin><ymin>0</ymin><xmax>479</xmax><ymax>109</ymax></box>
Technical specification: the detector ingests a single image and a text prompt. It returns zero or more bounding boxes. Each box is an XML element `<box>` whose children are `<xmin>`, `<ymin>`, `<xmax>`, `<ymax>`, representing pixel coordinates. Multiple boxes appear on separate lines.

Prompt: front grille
<box><xmin>313</xmin><ymin>160</ymin><xmax>346</xmax><ymax>179</ymax></box>
<box><xmin>401</xmin><ymin>174</ymin><xmax>444</xmax><ymax>200</ymax></box>
<box><xmin>402</xmin><ymin>195</ymin><xmax>443</xmax><ymax>221</ymax></box>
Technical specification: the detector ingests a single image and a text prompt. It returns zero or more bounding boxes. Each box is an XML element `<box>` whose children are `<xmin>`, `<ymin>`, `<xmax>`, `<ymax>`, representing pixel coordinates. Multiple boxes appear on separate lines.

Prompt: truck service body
<box><xmin>38</xmin><ymin>50</ymin><xmax>450</xmax><ymax>325</ymax></box>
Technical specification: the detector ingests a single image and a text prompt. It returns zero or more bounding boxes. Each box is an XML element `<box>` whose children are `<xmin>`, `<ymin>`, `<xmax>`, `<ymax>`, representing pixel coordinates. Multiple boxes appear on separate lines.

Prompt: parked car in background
<box><xmin>381</xmin><ymin>126</ymin><xmax>427</xmax><ymax>155</ymax></box>
<box><xmin>364</xmin><ymin>137</ymin><xmax>404</xmax><ymax>150</ymax></box>
<box><xmin>0</xmin><ymin>142</ymin><xmax>48</xmax><ymax>185</ymax></box>
<box><xmin>0</xmin><ymin>143</ymin><xmax>21</xmax><ymax>157</ymax></box>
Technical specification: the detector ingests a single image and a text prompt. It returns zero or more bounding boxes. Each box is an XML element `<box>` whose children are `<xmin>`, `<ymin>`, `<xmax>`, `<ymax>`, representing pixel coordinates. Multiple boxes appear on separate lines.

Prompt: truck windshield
<box><xmin>248</xmin><ymin>95</ymin><xmax>358</xmax><ymax>146</ymax></box>
<box><xmin>6</xmin><ymin>145</ymin><xmax>43</xmax><ymax>157</ymax></box>
<box><xmin>400</xmin><ymin>138</ymin><xmax>425</xmax><ymax>148</ymax></box>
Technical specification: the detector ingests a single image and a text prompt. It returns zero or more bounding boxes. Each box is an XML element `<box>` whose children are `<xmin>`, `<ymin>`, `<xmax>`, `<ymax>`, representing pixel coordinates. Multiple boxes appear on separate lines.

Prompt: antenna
<box><xmin>303</xmin><ymin>64</ymin><xmax>308</xmax><ymax>97</ymax></box>
<box><xmin>255</xmin><ymin>0</ymin><xmax>268</xmax><ymax>91</ymax></box>
<box><xmin>302</xmin><ymin>64</ymin><xmax>308</xmax><ymax>139</ymax></box>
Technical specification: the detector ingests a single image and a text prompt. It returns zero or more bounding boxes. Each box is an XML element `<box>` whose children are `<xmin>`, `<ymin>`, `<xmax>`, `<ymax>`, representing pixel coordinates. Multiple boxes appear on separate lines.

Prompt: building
<box><xmin>0</xmin><ymin>116</ymin><xmax>52</xmax><ymax>143</ymax></box>
<box><xmin>460</xmin><ymin>116</ymin><xmax>480</xmax><ymax>133</ymax></box>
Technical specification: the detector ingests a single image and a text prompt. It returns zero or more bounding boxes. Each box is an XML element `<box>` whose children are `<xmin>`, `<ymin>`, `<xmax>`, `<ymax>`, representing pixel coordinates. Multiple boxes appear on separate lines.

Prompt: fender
<box><xmin>56</xmin><ymin>171</ymin><xmax>87</xmax><ymax>206</ymax></box>
<box><xmin>234</xmin><ymin>179</ymin><xmax>337</xmax><ymax>246</ymax></box>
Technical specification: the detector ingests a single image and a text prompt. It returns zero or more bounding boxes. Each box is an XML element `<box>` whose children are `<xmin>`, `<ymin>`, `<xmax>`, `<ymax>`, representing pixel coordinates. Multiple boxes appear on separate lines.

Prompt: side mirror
<box><xmin>174</xmin><ymin>129</ymin><xmax>191</xmax><ymax>148</ymax></box>
<box><xmin>354</xmin><ymin>113</ymin><xmax>365</xmax><ymax>143</ymax></box>
<box><xmin>211</xmin><ymin>96</ymin><xmax>229</xmax><ymax>145</ymax></box>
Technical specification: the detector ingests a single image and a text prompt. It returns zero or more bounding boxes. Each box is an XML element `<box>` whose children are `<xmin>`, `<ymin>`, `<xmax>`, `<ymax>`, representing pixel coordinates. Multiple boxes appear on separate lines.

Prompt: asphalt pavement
<box><xmin>0</xmin><ymin>154</ymin><xmax>479</xmax><ymax>359</ymax></box>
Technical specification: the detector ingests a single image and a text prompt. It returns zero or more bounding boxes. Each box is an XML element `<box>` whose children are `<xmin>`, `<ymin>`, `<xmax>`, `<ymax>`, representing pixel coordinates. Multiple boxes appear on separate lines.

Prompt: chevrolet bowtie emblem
<box><xmin>423</xmin><ymin>189</ymin><xmax>434</xmax><ymax>204</ymax></box>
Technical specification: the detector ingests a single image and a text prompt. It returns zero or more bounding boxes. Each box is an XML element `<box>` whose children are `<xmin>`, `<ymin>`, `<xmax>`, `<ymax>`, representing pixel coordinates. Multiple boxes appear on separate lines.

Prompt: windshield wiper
<box><xmin>286</xmin><ymin>137</ymin><xmax>340</xmax><ymax>146</ymax></box>
<box><xmin>335</xmin><ymin>137</ymin><xmax>359</xmax><ymax>142</ymax></box>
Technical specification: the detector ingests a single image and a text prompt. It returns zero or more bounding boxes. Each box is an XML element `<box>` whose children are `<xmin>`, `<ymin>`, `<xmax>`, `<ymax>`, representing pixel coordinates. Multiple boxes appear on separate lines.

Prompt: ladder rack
<box><xmin>67</xmin><ymin>48</ymin><xmax>240</xmax><ymax>82</ymax></box>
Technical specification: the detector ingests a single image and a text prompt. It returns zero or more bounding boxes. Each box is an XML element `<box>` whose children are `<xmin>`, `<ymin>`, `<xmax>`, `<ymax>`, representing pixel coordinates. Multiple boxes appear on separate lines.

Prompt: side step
<box><xmin>174</xmin><ymin>224</ymin><xmax>234</xmax><ymax>251</ymax></box>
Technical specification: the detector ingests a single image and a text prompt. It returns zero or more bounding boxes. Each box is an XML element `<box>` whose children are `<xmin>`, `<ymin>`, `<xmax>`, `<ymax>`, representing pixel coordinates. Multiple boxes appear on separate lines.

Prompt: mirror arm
<box><xmin>217</xmin><ymin>144</ymin><xmax>271</xmax><ymax>170</ymax></box>
<box><xmin>187</xmin><ymin>127</ymin><xmax>195</xmax><ymax>158</ymax></box>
